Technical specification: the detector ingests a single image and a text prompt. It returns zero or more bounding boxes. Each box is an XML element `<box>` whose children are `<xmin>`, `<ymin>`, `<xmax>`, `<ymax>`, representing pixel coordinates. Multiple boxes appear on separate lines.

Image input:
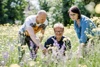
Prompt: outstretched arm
<box><xmin>39</xmin><ymin>29</ymin><xmax>45</xmax><ymax>42</ymax></box>
<box><xmin>26</xmin><ymin>26</ymin><xmax>41</xmax><ymax>47</ymax></box>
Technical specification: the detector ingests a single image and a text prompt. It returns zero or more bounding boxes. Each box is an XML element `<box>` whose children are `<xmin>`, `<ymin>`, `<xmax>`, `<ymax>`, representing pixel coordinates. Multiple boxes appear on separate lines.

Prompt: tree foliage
<box><xmin>38</xmin><ymin>0</ymin><xmax>50</xmax><ymax>12</ymax></box>
<box><xmin>1</xmin><ymin>0</ymin><xmax>100</xmax><ymax>25</ymax></box>
<box><xmin>38</xmin><ymin>0</ymin><xmax>100</xmax><ymax>26</ymax></box>
<box><xmin>0</xmin><ymin>0</ymin><xmax>27</xmax><ymax>24</ymax></box>
<box><xmin>39</xmin><ymin>0</ymin><xmax>63</xmax><ymax>26</ymax></box>
<box><xmin>62</xmin><ymin>0</ymin><xmax>74</xmax><ymax>26</ymax></box>
<box><xmin>83</xmin><ymin>0</ymin><xmax>100</xmax><ymax>4</ymax></box>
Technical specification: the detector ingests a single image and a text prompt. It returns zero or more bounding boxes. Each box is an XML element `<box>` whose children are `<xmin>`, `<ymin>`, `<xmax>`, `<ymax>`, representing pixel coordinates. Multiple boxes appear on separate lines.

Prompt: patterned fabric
<box><xmin>19</xmin><ymin>15</ymin><xmax>48</xmax><ymax>36</ymax></box>
<box><xmin>25</xmin><ymin>23</ymin><xmax>47</xmax><ymax>36</ymax></box>
<box><xmin>44</xmin><ymin>36</ymin><xmax>71</xmax><ymax>50</ymax></box>
<box><xmin>18</xmin><ymin>33</ymin><xmax>38</xmax><ymax>62</ymax></box>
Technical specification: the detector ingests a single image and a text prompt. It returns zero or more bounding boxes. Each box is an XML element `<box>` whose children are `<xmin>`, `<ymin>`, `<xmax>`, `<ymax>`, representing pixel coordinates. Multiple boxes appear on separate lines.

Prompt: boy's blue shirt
<box><xmin>74</xmin><ymin>15</ymin><xmax>96</xmax><ymax>43</ymax></box>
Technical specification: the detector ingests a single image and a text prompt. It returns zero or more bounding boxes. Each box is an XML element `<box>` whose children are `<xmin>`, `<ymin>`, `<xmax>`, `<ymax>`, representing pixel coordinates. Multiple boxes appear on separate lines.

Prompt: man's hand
<box><xmin>42</xmin><ymin>48</ymin><xmax>47</xmax><ymax>55</ymax></box>
<box><xmin>38</xmin><ymin>44</ymin><xmax>47</xmax><ymax>55</ymax></box>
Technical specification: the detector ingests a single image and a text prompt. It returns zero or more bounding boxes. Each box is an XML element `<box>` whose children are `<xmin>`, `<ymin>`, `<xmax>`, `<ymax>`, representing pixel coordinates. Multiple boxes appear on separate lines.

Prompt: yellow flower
<box><xmin>18</xmin><ymin>44</ymin><xmax>21</xmax><ymax>47</ymax></box>
<box><xmin>10</xmin><ymin>64</ymin><xmax>20</xmax><ymax>67</ymax></box>
<box><xmin>21</xmin><ymin>45</ymin><xmax>27</xmax><ymax>49</ymax></box>
<box><xmin>28</xmin><ymin>61</ymin><xmax>35</xmax><ymax>66</ymax></box>
<box><xmin>20</xmin><ymin>45</ymin><xmax>27</xmax><ymax>51</ymax></box>
<box><xmin>95</xmin><ymin>4</ymin><xmax>100</xmax><ymax>14</ymax></box>
<box><xmin>78</xmin><ymin>64</ymin><xmax>87</xmax><ymax>67</ymax></box>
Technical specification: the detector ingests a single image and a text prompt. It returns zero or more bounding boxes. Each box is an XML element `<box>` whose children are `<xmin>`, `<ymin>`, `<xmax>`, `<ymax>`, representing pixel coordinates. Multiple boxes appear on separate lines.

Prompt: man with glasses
<box><xmin>44</xmin><ymin>23</ymin><xmax>71</xmax><ymax>56</ymax></box>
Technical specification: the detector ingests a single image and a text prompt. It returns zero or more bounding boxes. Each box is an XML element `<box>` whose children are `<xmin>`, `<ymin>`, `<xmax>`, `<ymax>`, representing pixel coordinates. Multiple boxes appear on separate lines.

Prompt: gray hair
<box><xmin>54</xmin><ymin>23</ymin><xmax>64</xmax><ymax>29</ymax></box>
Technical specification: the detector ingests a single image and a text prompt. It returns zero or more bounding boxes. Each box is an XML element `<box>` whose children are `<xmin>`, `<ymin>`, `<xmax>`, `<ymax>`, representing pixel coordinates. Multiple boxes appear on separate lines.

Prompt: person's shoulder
<box><xmin>25</xmin><ymin>15</ymin><xmax>36</xmax><ymax>23</ymax></box>
<box><xmin>81</xmin><ymin>15</ymin><xmax>90</xmax><ymax>20</ymax></box>
<box><xmin>46</xmin><ymin>36</ymin><xmax>55</xmax><ymax>43</ymax></box>
<box><xmin>25</xmin><ymin>15</ymin><xmax>36</xmax><ymax>20</ymax></box>
<box><xmin>28</xmin><ymin>15</ymin><xmax>36</xmax><ymax>17</ymax></box>
<box><xmin>81</xmin><ymin>15</ymin><xmax>91</xmax><ymax>24</ymax></box>
<box><xmin>47</xmin><ymin>36</ymin><xmax>55</xmax><ymax>40</ymax></box>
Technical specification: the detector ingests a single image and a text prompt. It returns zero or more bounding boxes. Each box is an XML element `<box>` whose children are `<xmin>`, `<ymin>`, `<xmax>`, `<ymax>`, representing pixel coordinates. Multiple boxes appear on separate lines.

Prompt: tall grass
<box><xmin>0</xmin><ymin>24</ymin><xmax>100</xmax><ymax>67</ymax></box>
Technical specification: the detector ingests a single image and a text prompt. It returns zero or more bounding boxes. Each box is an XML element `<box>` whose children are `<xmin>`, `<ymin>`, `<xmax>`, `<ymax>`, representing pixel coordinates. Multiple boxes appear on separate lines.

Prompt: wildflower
<box><xmin>19</xmin><ymin>62</ymin><xmax>24</xmax><ymax>67</ymax></box>
<box><xmin>30</xmin><ymin>40</ymin><xmax>34</xmax><ymax>50</ymax></box>
<box><xmin>95</xmin><ymin>4</ymin><xmax>100</xmax><ymax>14</ymax></box>
<box><xmin>1</xmin><ymin>61</ymin><xmax>5</xmax><ymax>66</ymax></box>
<box><xmin>63</xmin><ymin>38</ymin><xmax>67</xmax><ymax>42</ymax></box>
<box><xmin>78</xmin><ymin>64</ymin><xmax>87</xmax><ymax>67</ymax></box>
<box><xmin>28</xmin><ymin>61</ymin><xmax>35</xmax><ymax>67</ymax></box>
<box><xmin>92</xmin><ymin>28</ymin><xmax>100</xmax><ymax>36</ymax></box>
<box><xmin>2</xmin><ymin>52</ymin><xmax>9</xmax><ymax>60</ymax></box>
<box><xmin>10</xmin><ymin>64</ymin><xmax>20</xmax><ymax>67</ymax></box>
<box><xmin>63</xmin><ymin>37</ymin><xmax>71</xmax><ymax>42</ymax></box>
<box><xmin>52</xmin><ymin>38</ymin><xmax>60</xmax><ymax>49</ymax></box>
<box><xmin>10</xmin><ymin>45</ymin><xmax>14</xmax><ymax>52</ymax></box>
<box><xmin>21</xmin><ymin>45</ymin><xmax>27</xmax><ymax>51</ymax></box>
<box><xmin>18</xmin><ymin>44</ymin><xmax>21</xmax><ymax>47</ymax></box>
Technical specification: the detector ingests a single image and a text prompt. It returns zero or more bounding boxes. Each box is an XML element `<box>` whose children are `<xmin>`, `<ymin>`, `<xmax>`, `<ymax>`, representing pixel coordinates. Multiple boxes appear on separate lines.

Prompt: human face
<box><xmin>69</xmin><ymin>11</ymin><xmax>78</xmax><ymax>21</ymax></box>
<box><xmin>54</xmin><ymin>27</ymin><xmax>64</xmax><ymax>41</ymax></box>
<box><xmin>37</xmin><ymin>13</ymin><xmax>47</xmax><ymax>24</ymax></box>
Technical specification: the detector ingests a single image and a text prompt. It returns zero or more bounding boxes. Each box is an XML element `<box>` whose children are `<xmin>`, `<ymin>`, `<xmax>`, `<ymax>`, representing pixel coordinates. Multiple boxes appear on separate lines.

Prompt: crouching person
<box><xmin>44</xmin><ymin>23</ymin><xmax>72</xmax><ymax>59</ymax></box>
<box><xmin>18</xmin><ymin>10</ymin><xmax>48</xmax><ymax>62</ymax></box>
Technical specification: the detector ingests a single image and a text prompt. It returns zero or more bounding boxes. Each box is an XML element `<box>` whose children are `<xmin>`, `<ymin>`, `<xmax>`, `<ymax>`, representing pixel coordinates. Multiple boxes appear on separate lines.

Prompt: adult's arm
<box><xmin>26</xmin><ymin>26</ymin><xmax>41</xmax><ymax>47</ymax></box>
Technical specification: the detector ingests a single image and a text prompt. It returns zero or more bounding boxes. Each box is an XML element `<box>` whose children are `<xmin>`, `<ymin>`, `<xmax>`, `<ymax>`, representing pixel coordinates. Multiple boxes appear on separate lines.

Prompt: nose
<box><xmin>42</xmin><ymin>19</ymin><xmax>45</xmax><ymax>22</ymax></box>
<box><xmin>41</xmin><ymin>19</ymin><xmax>45</xmax><ymax>23</ymax></box>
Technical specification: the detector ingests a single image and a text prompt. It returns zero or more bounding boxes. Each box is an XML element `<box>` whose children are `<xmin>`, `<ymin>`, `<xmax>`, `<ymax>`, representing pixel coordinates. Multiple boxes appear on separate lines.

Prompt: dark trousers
<box><xmin>18</xmin><ymin>33</ymin><xmax>38</xmax><ymax>62</ymax></box>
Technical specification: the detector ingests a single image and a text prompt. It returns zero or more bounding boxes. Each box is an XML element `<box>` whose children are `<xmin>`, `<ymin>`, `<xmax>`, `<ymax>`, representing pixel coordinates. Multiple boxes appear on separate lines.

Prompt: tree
<box><xmin>39</xmin><ymin>0</ymin><xmax>50</xmax><ymax>12</ymax></box>
<box><xmin>83</xmin><ymin>0</ymin><xmax>100</xmax><ymax>4</ymax></box>
<box><xmin>0</xmin><ymin>0</ymin><xmax>27</xmax><ymax>24</ymax></box>
<box><xmin>0</xmin><ymin>0</ymin><xmax>8</xmax><ymax>24</ymax></box>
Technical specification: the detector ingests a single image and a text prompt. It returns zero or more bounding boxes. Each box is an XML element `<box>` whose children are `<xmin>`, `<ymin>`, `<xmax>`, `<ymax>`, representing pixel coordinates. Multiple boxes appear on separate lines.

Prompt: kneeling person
<box><xmin>44</xmin><ymin>23</ymin><xmax>71</xmax><ymax>56</ymax></box>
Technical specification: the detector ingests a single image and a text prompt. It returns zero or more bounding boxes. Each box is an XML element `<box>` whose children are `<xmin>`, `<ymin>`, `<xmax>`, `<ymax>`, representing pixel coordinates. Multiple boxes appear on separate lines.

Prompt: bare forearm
<box><xmin>30</xmin><ymin>35</ymin><xmax>40</xmax><ymax>46</ymax></box>
<box><xmin>26</xmin><ymin>27</ymin><xmax>41</xmax><ymax>46</ymax></box>
<box><xmin>39</xmin><ymin>35</ymin><xmax>44</xmax><ymax>42</ymax></box>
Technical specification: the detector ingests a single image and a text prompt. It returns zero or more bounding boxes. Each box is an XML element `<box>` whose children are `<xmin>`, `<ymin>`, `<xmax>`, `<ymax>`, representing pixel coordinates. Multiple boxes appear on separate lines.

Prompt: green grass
<box><xmin>0</xmin><ymin>24</ymin><xmax>100</xmax><ymax>67</ymax></box>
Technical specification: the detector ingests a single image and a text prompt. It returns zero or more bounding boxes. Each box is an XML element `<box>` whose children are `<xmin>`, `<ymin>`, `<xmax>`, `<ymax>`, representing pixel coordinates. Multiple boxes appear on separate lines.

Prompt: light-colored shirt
<box><xmin>19</xmin><ymin>15</ymin><xmax>48</xmax><ymax>34</ymax></box>
<box><xmin>74</xmin><ymin>15</ymin><xmax>96</xmax><ymax>43</ymax></box>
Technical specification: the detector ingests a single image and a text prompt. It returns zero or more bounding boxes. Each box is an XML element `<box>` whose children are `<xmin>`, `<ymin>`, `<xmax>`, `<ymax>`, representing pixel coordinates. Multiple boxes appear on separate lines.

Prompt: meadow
<box><xmin>0</xmin><ymin>23</ymin><xmax>100</xmax><ymax>67</ymax></box>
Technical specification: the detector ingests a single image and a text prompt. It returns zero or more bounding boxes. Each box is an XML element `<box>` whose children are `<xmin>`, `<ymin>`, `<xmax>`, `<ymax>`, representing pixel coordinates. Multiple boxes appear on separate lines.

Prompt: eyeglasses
<box><xmin>69</xmin><ymin>14</ymin><xmax>76</xmax><ymax>16</ymax></box>
<box><xmin>54</xmin><ymin>31</ymin><xmax>63</xmax><ymax>33</ymax></box>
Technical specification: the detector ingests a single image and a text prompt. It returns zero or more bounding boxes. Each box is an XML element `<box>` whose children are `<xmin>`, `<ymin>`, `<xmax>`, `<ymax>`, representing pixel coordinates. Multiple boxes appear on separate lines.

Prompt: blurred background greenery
<box><xmin>0</xmin><ymin>0</ymin><xmax>100</xmax><ymax>26</ymax></box>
